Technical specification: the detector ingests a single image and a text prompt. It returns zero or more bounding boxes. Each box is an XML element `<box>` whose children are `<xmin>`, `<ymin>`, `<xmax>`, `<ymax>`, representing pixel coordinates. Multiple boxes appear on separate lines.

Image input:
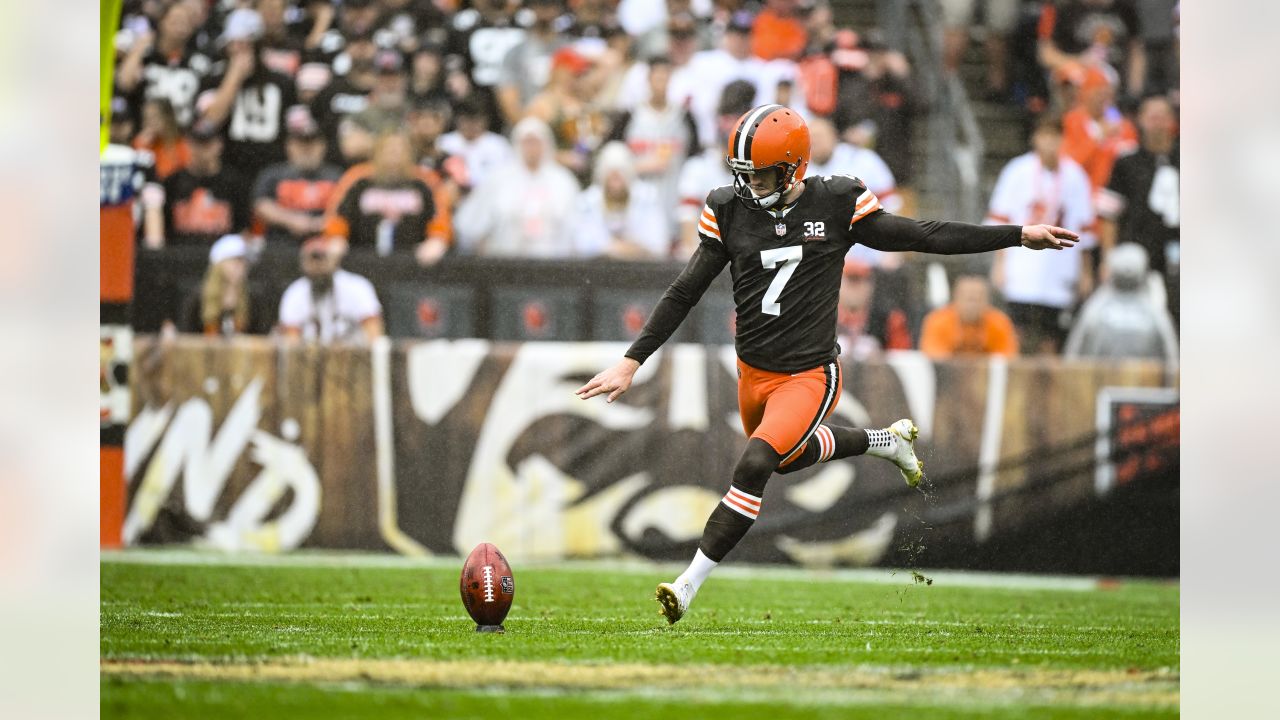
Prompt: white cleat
<box><xmin>888</xmin><ymin>418</ymin><xmax>925</xmax><ymax>488</ymax></box>
<box><xmin>655</xmin><ymin>580</ymin><xmax>695</xmax><ymax>625</ymax></box>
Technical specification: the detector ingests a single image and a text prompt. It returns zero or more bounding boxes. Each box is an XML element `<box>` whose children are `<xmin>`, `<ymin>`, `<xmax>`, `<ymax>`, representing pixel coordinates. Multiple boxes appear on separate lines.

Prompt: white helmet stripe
<box><xmin>734</xmin><ymin>104</ymin><xmax>780</xmax><ymax>165</ymax></box>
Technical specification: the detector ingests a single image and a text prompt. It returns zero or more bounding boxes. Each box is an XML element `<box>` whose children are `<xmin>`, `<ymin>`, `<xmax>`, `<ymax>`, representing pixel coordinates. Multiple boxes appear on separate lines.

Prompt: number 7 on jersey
<box><xmin>759</xmin><ymin>246</ymin><xmax>803</xmax><ymax>316</ymax></box>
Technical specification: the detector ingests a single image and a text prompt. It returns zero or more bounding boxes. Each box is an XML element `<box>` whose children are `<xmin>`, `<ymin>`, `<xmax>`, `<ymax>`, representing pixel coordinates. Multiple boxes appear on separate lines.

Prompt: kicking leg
<box><xmin>776</xmin><ymin>421</ymin><xmax>925</xmax><ymax>487</ymax></box>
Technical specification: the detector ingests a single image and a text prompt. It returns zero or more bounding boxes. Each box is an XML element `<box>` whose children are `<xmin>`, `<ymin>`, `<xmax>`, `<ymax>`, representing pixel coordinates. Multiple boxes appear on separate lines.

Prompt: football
<box><xmin>459</xmin><ymin>542</ymin><xmax>515</xmax><ymax>631</ymax></box>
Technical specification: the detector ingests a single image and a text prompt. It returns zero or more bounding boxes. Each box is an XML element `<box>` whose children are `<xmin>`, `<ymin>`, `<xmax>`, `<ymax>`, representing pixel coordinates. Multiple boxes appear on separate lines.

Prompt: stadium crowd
<box><xmin>107</xmin><ymin>0</ymin><xmax>1179</xmax><ymax>362</ymax></box>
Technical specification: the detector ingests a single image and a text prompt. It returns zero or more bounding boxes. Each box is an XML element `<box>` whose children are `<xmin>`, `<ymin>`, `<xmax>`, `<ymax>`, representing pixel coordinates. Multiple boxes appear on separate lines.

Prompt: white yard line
<box><xmin>98</xmin><ymin>548</ymin><xmax>1148</xmax><ymax>592</ymax></box>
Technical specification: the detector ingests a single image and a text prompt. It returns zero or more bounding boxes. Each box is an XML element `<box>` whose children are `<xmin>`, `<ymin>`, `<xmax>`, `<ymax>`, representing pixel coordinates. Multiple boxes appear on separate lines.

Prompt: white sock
<box><xmin>676</xmin><ymin>549</ymin><xmax>719</xmax><ymax>593</ymax></box>
<box><xmin>864</xmin><ymin>427</ymin><xmax>896</xmax><ymax>459</ymax></box>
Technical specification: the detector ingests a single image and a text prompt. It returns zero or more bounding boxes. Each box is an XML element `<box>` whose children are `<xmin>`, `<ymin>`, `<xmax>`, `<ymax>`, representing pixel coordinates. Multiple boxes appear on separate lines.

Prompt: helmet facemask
<box><xmin>729</xmin><ymin>159</ymin><xmax>798</xmax><ymax>211</ymax></box>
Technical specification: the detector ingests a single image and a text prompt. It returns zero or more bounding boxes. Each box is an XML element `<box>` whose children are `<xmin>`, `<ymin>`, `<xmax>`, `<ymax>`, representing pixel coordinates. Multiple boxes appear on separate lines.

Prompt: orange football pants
<box><xmin>736</xmin><ymin>357</ymin><xmax>842</xmax><ymax>467</ymax></box>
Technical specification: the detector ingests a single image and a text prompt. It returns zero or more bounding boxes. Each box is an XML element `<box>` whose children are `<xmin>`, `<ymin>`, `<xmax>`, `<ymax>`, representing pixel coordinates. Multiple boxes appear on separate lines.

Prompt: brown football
<box><xmin>459</xmin><ymin>542</ymin><xmax>515</xmax><ymax>630</ymax></box>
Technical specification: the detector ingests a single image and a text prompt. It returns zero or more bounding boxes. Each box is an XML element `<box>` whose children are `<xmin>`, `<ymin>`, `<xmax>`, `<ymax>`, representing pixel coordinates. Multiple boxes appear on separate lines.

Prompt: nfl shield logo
<box><xmin>775</xmin><ymin>223</ymin><xmax>787</xmax><ymax>236</ymax></box>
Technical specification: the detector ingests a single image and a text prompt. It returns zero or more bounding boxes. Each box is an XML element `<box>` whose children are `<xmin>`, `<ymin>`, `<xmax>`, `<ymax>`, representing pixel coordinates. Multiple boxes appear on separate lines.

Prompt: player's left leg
<box><xmin>657</xmin><ymin>362</ymin><xmax>836</xmax><ymax>624</ymax></box>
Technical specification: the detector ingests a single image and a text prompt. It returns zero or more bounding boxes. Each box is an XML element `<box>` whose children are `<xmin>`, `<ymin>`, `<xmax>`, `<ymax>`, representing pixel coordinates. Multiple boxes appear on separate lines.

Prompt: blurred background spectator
<box><xmin>806</xmin><ymin>115</ymin><xmax>900</xmax><ymax>212</ymax></box>
<box><xmin>324</xmin><ymin>131</ymin><xmax>448</xmax><ymax>263</ymax></box>
<box><xmin>340</xmin><ymin>48</ymin><xmax>413</xmax><ymax>161</ymax></box>
<box><xmin>1064</xmin><ymin>243</ymin><xmax>1177</xmax><ymax>365</ymax></box>
<box><xmin>132</xmin><ymin>98</ymin><xmax>190</xmax><ymax>180</ymax></box>
<box><xmin>573</xmin><ymin>141</ymin><xmax>671</xmax><ymax>259</ymax></box>
<box><xmin>435</xmin><ymin>96</ymin><xmax>509</xmax><ymax>190</ymax></box>
<box><xmin>675</xmin><ymin>79</ymin><xmax>754</xmax><ymax>257</ymax></box>
<box><xmin>836</xmin><ymin>260</ymin><xmax>912</xmax><ymax>362</ymax></box>
<box><xmin>116</xmin><ymin>0</ymin><xmax>210</xmax><ymax>128</ymax></box>
<box><xmin>1097</xmin><ymin>94</ymin><xmax>1179</xmax><ymax>325</ymax></box>
<box><xmin>526</xmin><ymin>46</ymin><xmax>610</xmax><ymax>181</ymax></box>
<box><xmin>455</xmin><ymin>117</ymin><xmax>582</xmax><ymax>258</ymax></box>
<box><xmin>179</xmin><ymin>234</ymin><xmax>274</xmax><ymax>336</ymax></box>
<box><xmin>941</xmin><ymin>0</ymin><xmax>1018</xmax><ymax>100</ymax></box>
<box><xmin>252</xmin><ymin>105</ymin><xmax>341</xmax><ymax>247</ymax></box>
<box><xmin>920</xmin><ymin>274</ymin><xmax>1019</xmax><ymax>359</ymax></box>
<box><xmin>604</xmin><ymin>54</ymin><xmax>698</xmax><ymax>220</ymax></box>
<box><xmin>496</xmin><ymin>0</ymin><xmax>568</xmax><ymax>127</ymax></box>
<box><xmin>144</xmin><ymin>120</ymin><xmax>249</xmax><ymax>249</ymax></box>
<box><xmin>1037</xmin><ymin>0</ymin><xmax>1145</xmax><ymax>101</ymax></box>
<box><xmin>831</xmin><ymin>28</ymin><xmax>916</xmax><ymax>185</ymax></box>
<box><xmin>1060</xmin><ymin>63</ymin><xmax>1136</xmax><ymax>190</ymax></box>
<box><xmin>279</xmin><ymin>237</ymin><xmax>384</xmax><ymax>344</ymax></box>
<box><xmin>752</xmin><ymin>0</ymin><xmax>808</xmax><ymax>62</ymax></box>
<box><xmin>986</xmin><ymin>115</ymin><xmax>1095</xmax><ymax>355</ymax></box>
<box><xmin>199</xmin><ymin>9</ymin><xmax>297</xmax><ymax>180</ymax></box>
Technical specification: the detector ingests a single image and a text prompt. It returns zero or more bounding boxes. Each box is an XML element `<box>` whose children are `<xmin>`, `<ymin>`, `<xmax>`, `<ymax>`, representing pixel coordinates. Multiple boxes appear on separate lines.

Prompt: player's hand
<box><xmin>575</xmin><ymin>358</ymin><xmax>640</xmax><ymax>403</ymax></box>
<box><xmin>1020</xmin><ymin>225</ymin><xmax>1079</xmax><ymax>250</ymax></box>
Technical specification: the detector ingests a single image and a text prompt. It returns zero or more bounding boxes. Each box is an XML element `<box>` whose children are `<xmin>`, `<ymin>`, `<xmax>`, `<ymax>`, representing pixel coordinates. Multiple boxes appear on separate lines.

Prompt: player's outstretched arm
<box><xmin>577</xmin><ymin>239</ymin><xmax>729</xmax><ymax>403</ymax></box>
<box><xmin>856</xmin><ymin>213</ymin><xmax>1078</xmax><ymax>255</ymax></box>
<box><xmin>575</xmin><ymin>358</ymin><xmax>641</xmax><ymax>403</ymax></box>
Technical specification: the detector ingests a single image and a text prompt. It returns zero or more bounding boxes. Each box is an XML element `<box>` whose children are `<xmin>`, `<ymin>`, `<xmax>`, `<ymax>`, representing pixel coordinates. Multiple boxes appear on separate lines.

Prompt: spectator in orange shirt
<box><xmin>324</xmin><ymin>131</ymin><xmax>450</xmax><ymax>266</ymax></box>
<box><xmin>132</xmin><ymin>98</ymin><xmax>190</xmax><ymax>180</ymax></box>
<box><xmin>752</xmin><ymin>0</ymin><xmax>809</xmax><ymax>62</ymax></box>
<box><xmin>1061</xmin><ymin>64</ymin><xmax>1138</xmax><ymax>189</ymax></box>
<box><xmin>920</xmin><ymin>274</ymin><xmax>1019</xmax><ymax>359</ymax></box>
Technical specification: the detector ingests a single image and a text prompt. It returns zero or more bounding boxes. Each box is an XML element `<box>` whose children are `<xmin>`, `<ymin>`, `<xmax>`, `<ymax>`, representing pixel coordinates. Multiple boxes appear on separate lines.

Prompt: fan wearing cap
<box><xmin>323</xmin><ymin>130</ymin><xmax>451</xmax><ymax>266</ymax></box>
<box><xmin>142</xmin><ymin>120</ymin><xmax>251</xmax><ymax>249</ymax></box>
<box><xmin>253</xmin><ymin>105</ymin><xmax>343</xmax><ymax>246</ymax></box>
<box><xmin>198</xmin><ymin>8</ymin><xmax>298</xmax><ymax>180</ymax></box>
<box><xmin>278</xmin><ymin>236</ymin><xmax>384</xmax><ymax>344</ymax></box>
<box><xmin>180</xmin><ymin>234</ymin><xmax>274</xmax><ymax>336</ymax></box>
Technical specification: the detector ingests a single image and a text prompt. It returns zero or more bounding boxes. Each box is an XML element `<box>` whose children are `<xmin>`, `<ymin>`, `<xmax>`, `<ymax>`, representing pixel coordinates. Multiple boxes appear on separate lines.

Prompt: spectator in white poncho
<box><xmin>574</xmin><ymin>142</ymin><xmax>672</xmax><ymax>260</ymax></box>
<box><xmin>454</xmin><ymin>117</ymin><xmax>582</xmax><ymax>258</ymax></box>
<box><xmin>1064</xmin><ymin>243</ymin><xmax>1178</xmax><ymax>365</ymax></box>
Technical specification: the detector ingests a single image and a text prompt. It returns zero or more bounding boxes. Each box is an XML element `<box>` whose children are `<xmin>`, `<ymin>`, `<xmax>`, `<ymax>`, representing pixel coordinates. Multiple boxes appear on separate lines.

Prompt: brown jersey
<box><xmin>627</xmin><ymin>174</ymin><xmax>1022</xmax><ymax>373</ymax></box>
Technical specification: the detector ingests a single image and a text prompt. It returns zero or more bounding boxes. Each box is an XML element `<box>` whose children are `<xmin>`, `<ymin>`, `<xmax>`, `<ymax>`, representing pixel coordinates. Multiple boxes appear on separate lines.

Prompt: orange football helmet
<box><xmin>726</xmin><ymin>104</ymin><xmax>811</xmax><ymax>210</ymax></box>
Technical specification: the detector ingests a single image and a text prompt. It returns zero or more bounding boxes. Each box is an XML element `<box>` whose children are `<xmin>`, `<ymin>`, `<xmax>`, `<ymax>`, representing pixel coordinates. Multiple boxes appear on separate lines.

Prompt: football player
<box><xmin>575</xmin><ymin>105</ymin><xmax>1076</xmax><ymax>624</ymax></box>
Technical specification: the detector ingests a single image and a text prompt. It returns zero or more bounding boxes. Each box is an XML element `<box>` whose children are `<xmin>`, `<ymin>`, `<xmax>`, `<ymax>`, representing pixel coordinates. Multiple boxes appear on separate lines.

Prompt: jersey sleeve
<box><xmin>823</xmin><ymin>174</ymin><xmax>884</xmax><ymax>232</ymax></box>
<box><xmin>624</xmin><ymin>236</ymin><xmax>730</xmax><ymax>365</ymax></box>
<box><xmin>853</xmin><ymin>211</ymin><xmax>1022</xmax><ymax>255</ymax></box>
<box><xmin>696</xmin><ymin>202</ymin><xmax>723</xmax><ymax>243</ymax></box>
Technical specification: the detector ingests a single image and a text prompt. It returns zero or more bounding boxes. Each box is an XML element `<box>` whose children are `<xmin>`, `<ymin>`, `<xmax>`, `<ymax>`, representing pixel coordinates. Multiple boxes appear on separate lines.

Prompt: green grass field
<box><xmin>100</xmin><ymin>552</ymin><xmax>1178</xmax><ymax>718</ymax></box>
